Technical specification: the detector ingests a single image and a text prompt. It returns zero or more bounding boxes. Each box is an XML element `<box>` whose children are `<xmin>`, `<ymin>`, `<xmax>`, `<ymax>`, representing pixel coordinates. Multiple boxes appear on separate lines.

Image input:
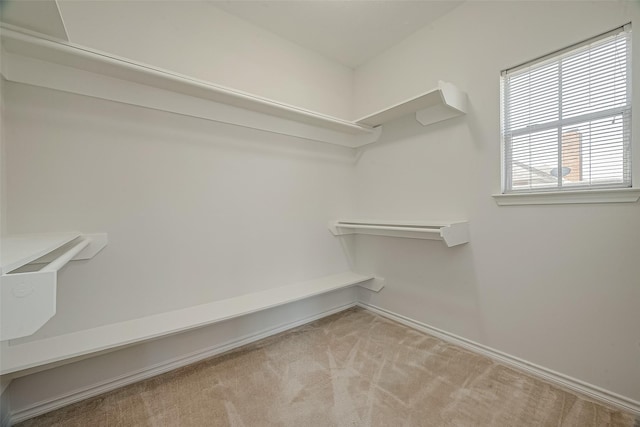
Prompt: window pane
<box><xmin>562</xmin><ymin>115</ymin><xmax>629</xmax><ymax>187</ymax></box>
<box><xmin>502</xmin><ymin>25</ymin><xmax>631</xmax><ymax>194</ymax></box>
<box><xmin>562</xmin><ymin>36</ymin><xmax>628</xmax><ymax>120</ymax></box>
<box><xmin>510</xmin><ymin>129</ymin><xmax>559</xmax><ymax>191</ymax></box>
<box><xmin>508</xmin><ymin>62</ymin><xmax>559</xmax><ymax>131</ymax></box>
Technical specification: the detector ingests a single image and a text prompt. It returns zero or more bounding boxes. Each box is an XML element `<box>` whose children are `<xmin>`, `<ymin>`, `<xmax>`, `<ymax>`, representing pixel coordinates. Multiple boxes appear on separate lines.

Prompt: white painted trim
<box><xmin>493</xmin><ymin>188</ymin><xmax>640</xmax><ymax>205</ymax></box>
<box><xmin>357</xmin><ymin>302</ymin><xmax>640</xmax><ymax>415</ymax></box>
<box><xmin>9</xmin><ymin>303</ymin><xmax>357</xmax><ymax>425</ymax></box>
<box><xmin>8</xmin><ymin>301</ymin><xmax>639</xmax><ymax>424</ymax></box>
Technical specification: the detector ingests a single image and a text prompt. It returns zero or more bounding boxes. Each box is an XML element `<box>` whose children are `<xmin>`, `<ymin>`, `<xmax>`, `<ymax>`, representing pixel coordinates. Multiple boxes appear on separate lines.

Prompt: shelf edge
<box><xmin>1</xmin><ymin>27</ymin><xmax>465</xmax><ymax>147</ymax></box>
<box><xmin>0</xmin><ymin>27</ymin><xmax>376</xmax><ymax>143</ymax></box>
<box><xmin>329</xmin><ymin>220</ymin><xmax>470</xmax><ymax>245</ymax></box>
<box><xmin>0</xmin><ymin>271</ymin><xmax>372</xmax><ymax>374</ymax></box>
<box><xmin>0</xmin><ymin>232</ymin><xmax>81</xmax><ymax>274</ymax></box>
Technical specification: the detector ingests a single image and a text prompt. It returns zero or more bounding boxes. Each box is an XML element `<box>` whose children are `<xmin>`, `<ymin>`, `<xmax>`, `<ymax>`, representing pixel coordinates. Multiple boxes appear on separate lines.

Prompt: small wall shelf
<box><xmin>329</xmin><ymin>220</ymin><xmax>470</xmax><ymax>247</ymax></box>
<box><xmin>1</xmin><ymin>27</ymin><xmax>467</xmax><ymax>148</ymax></box>
<box><xmin>355</xmin><ymin>81</ymin><xmax>467</xmax><ymax>128</ymax></box>
<box><xmin>0</xmin><ymin>271</ymin><xmax>380</xmax><ymax>374</ymax></box>
<box><xmin>1</xmin><ymin>232</ymin><xmax>108</xmax><ymax>341</ymax></box>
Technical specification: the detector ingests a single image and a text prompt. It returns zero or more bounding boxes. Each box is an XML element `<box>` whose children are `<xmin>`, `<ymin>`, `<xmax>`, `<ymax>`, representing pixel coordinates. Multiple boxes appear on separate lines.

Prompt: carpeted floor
<box><xmin>17</xmin><ymin>307</ymin><xmax>637</xmax><ymax>426</ymax></box>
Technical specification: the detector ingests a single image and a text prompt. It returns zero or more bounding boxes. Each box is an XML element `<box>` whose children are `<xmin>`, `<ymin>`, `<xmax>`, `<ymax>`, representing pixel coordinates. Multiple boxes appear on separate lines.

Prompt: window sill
<box><xmin>492</xmin><ymin>188</ymin><xmax>640</xmax><ymax>206</ymax></box>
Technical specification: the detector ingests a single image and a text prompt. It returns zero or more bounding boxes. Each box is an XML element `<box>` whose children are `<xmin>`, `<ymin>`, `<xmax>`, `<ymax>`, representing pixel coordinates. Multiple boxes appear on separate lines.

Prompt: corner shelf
<box><xmin>0</xmin><ymin>271</ymin><xmax>378</xmax><ymax>374</ymax></box>
<box><xmin>1</xmin><ymin>27</ymin><xmax>466</xmax><ymax>148</ymax></box>
<box><xmin>1</xmin><ymin>232</ymin><xmax>108</xmax><ymax>341</ymax></box>
<box><xmin>355</xmin><ymin>81</ymin><xmax>467</xmax><ymax>127</ymax></box>
<box><xmin>329</xmin><ymin>220</ymin><xmax>469</xmax><ymax>247</ymax></box>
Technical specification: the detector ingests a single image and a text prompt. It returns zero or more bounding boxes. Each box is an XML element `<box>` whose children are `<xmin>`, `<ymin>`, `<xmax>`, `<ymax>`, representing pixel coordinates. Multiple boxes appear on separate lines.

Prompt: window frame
<box><xmin>495</xmin><ymin>24</ymin><xmax>639</xmax><ymax>205</ymax></box>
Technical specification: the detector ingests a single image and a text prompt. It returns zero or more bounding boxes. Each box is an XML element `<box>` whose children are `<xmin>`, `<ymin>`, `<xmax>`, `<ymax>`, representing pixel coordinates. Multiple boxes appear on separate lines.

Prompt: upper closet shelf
<box><xmin>355</xmin><ymin>81</ymin><xmax>467</xmax><ymax>127</ymax></box>
<box><xmin>0</xmin><ymin>27</ymin><xmax>467</xmax><ymax>148</ymax></box>
<box><xmin>329</xmin><ymin>220</ymin><xmax>469</xmax><ymax>247</ymax></box>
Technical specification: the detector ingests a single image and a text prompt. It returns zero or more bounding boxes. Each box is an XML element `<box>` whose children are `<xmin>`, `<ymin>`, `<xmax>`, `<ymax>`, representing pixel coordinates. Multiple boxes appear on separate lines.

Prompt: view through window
<box><xmin>501</xmin><ymin>25</ymin><xmax>631</xmax><ymax>193</ymax></box>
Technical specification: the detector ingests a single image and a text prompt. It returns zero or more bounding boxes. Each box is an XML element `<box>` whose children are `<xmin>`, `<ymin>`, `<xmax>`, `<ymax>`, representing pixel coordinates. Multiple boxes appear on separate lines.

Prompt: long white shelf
<box><xmin>329</xmin><ymin>220</ymin><xmax>470</xmax><ymax>247</ymax></box>
<box><xmin>1</xmin><ymin>233</ymin><xmax>108</xmax><ymax>341</ymax></box>
<box><xmin>0</xmin><ymin>27</ymin><xmax>466</xmax><ymax>148</ymax></box>
<box><xmin>0</xmin><ymin>271</ymin><xmax>378</xmax><ymax>374</ymax></box>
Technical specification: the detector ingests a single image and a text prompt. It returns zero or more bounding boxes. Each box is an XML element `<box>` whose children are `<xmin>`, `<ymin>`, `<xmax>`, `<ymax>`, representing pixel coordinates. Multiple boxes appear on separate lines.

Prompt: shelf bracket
<box><xmin>415</xmin><ymin>81</ymin><xmax>468</xmax><ymax>126</ymax></box>
<box><xmin>358</xmin><ymin>277</ymin><xmax>385</xmax><ymax>292</ymax></box>
<box><xmin>1</xmin><ymin>233</ymin><xmax>108</xmax><ymax>341</ymax></box>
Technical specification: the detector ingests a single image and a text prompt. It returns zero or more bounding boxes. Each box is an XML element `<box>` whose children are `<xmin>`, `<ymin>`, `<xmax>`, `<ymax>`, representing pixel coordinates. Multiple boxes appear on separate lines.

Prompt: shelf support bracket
<box><xmin>1</xmin><ymin>233</ymin><xmax>108</xmax><ymax>341</ymax></box>
<box><xmin>358</xmin><ymin>277</ymin><xmax>385</xmax><ymax>292</ymax></box>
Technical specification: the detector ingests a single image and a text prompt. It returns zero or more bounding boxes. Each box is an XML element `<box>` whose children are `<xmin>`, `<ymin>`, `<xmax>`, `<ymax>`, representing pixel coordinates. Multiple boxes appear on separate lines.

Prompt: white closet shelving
<box><xmin>0</xmin><ymin>271</ymin><xmax>379</xmax><ymax>374</ymax></box>
<box><xmin>329</xmin><ymin>220</ymin><xmax>469</xmax><ymax>247</ymax></box>
<box><xmin>355</xmin><ymin>81</ymin><xmax>467</xmax><ymax>127</ymax></box>
<box><xmin>0</xmin><ymin>26</ymin><xmax>465</xmax><ymax>373</ymax></box>
<box><xmin>1</xmin><ymin>233</ymin><xmax>108</xmax><ymax>341</ymax></box>
<box><xmin>0</xmin><ymin>27</ymin><xmax>467</xmax><ymax>148</ymax></box>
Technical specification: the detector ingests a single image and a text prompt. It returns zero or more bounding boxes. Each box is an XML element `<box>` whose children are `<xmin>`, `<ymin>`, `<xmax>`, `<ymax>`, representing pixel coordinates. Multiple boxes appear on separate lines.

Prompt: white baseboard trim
<box><xmin>10</xmin><ymin>303</ymin><xmax>356</xmax><ymax>425</ymax></box>
<box><xmin>357</xmin><ymin>302</ymin><xmax>640</xmax><ymax>416</ymax></box>
<box><xmin>10</xmin><ymin>301</ymin><xmax>640</xmax><ymax>424</ymax></box>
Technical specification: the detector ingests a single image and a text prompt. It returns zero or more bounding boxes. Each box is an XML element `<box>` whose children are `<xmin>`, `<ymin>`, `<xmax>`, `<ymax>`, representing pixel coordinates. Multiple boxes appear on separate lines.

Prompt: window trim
<box><xmin>492</xmin><ymin>188</ymin><xmax>640</xmax><ymax>206</ymax></box>
<box><xmin>498</xmin><ymin>24</ymin><xmax>634</xmax><ymax>204</ymax></box>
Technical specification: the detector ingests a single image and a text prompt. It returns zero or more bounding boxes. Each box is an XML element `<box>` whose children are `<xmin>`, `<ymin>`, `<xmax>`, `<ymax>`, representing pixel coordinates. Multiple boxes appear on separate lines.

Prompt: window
<box><xmin>501</xmin><ymin>25</ymin><xmax>631</xmax><ymax>195</ymax></box>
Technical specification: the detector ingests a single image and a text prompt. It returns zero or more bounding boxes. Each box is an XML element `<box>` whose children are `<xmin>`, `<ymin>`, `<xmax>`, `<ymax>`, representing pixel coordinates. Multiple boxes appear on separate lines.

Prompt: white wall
<box><xmin>353</xmin><ymin>1</ymin><xmax>640</xmax><ymax>402</ymax></box>
<box><xmin>56</xmin><ymin>0</ymin><xmax>354</xmax><ymax>120</ymax></box>
<box><xmin>3</xmin><ymin>81</ymin><xmax>356</xmax><ymax>338</ymax></box>
<box><xmin>3</xmin><ymin>0</ymin><xmax>640</xmax><ymax>419</ymax></box>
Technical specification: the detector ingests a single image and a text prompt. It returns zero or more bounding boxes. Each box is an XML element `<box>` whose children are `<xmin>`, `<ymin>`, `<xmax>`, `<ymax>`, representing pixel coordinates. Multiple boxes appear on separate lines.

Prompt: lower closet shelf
<box><xmin>0</xmin><ymin>271</ymin><xmax>374</xmax><ymax>375</ymax></box>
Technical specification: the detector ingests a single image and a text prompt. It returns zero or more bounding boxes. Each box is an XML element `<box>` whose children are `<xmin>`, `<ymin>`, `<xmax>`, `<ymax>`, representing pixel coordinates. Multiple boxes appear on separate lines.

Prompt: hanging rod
<box><xmin>39</xmin><ymin>237</ymin><xmax>92</xmax><ymax>273</ymax></box>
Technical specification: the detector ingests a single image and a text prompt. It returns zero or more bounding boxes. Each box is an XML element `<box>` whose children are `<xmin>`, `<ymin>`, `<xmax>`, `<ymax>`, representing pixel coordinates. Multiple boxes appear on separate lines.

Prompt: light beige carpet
<box><xmin>17</xmin><ymin>308</ymin><xmax>637</xmax><ymax>426</ymax></box>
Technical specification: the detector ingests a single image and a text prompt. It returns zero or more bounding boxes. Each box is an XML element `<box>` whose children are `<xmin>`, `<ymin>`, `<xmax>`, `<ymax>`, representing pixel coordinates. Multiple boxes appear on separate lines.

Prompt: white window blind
<box><xmin>501</xmin><ymin>24</ymin><xmax>631</xmax><ymax>193</ymax></box>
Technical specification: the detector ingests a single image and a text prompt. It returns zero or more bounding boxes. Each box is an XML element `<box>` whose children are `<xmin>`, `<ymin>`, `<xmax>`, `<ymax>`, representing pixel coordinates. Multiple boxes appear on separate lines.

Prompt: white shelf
<box><xmin>1</xmin><ymin>27</ymin><xmax>466</xmax><ymax>148</ymax></box>
<box><xmin>355</xmin><ymin>81</ymin><xmax>467</xmax><ymax>127</ymax></box>
<box><xmin>0</xmin><ymin>271</ymin><xmax>377</xmax><ymax>374</ymax></box>
<box><xmin>329</xmin><ymin>220</ymin><xmax>470</xmax><ymax>247</ymax></box>
<box><xmin>1</xmin><ymin>232</ymin><xmax>81</xmax><ymax>274</ymax></box>
<box><xmin>1</xmin><ymin>233</ymin><xmax>108</xmax><ymax>341</ymax></box>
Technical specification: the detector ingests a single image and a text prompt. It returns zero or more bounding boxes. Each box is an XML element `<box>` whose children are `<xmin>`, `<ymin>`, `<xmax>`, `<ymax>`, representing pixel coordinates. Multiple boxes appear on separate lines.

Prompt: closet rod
<box><xmin>39</xmin><ymin>237</ymin><xmax>91</xmax><ymax>273</ymax></box>
<box><xmin>336</xmin><ymin>224</ymin><xmax>441</xmax><ymax>233</ymax></box>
